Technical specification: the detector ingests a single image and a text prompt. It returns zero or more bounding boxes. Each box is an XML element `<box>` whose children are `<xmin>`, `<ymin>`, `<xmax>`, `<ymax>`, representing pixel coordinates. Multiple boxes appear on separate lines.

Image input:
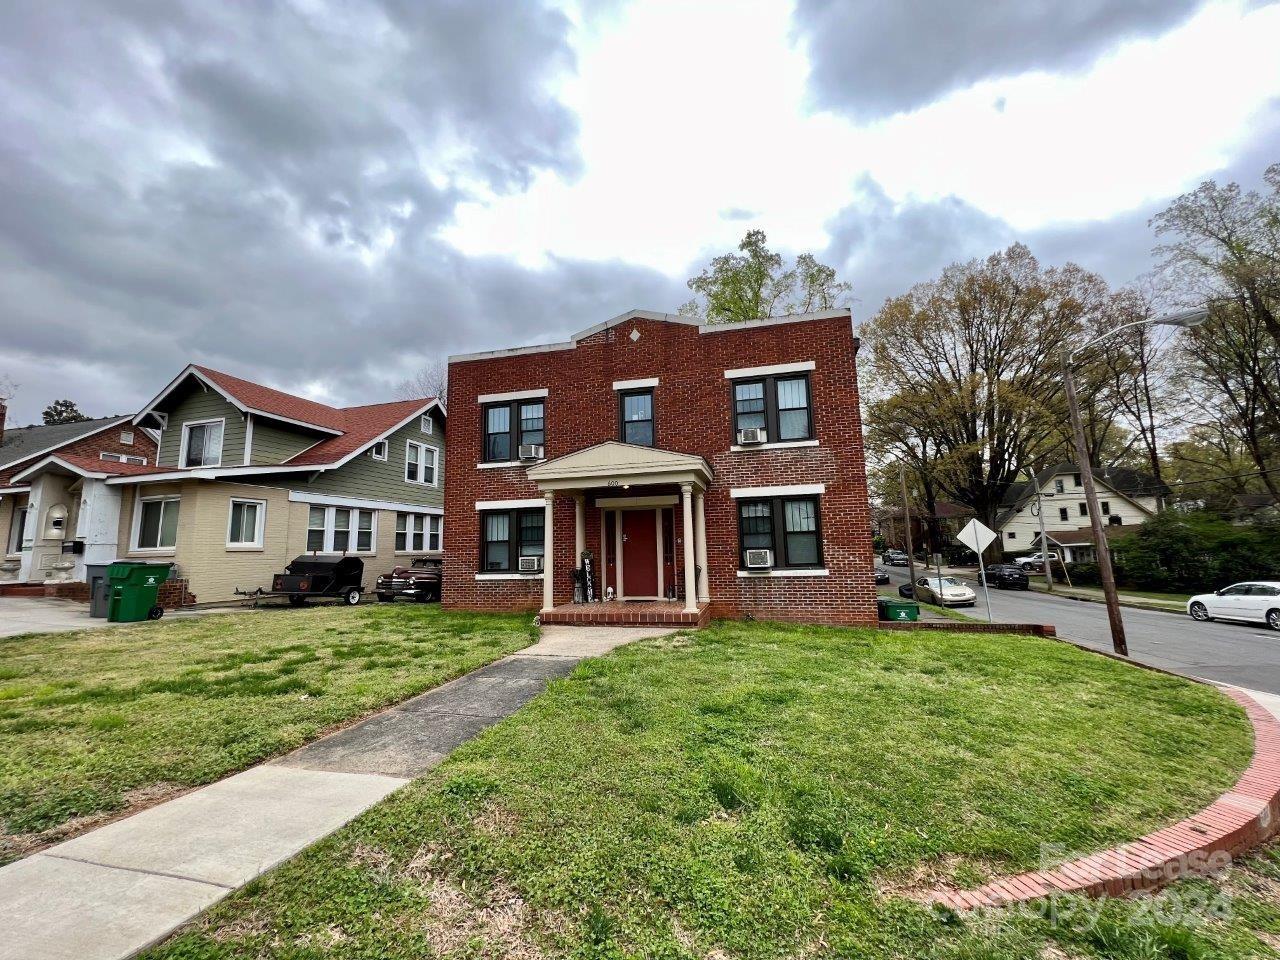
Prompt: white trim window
<box><xmin>179</xmin><ymin>419</ymin><xmax>224</xmax><ymax>468</ymax></box>
<box><xmin>133</xmin><ymin>496</ymin><xmax>180</xmax><ymax>551</ymax></box>
<box><xmin>227</xmin><ymin>498</ymin><xmax>266</xmax><ymax>549</ymax></box>
<box><xmin>395</xmin><ymin>513</ymin><xmax>442</xmax><ymax>552</ymax></box>
<box><xmin>7</xmin><ymin>504</ymin><xmax>28</xmax><ymax>556</ymax></box>
<box><xmin>370</xmin><ymin>440</ymin><xmax>389</xmax><ymax>461</ymax></box>
<box><xmin>306</xmin><ymin>506</ymin><xmax>376</xmax><ymax>553</ymax></box>
<box><xmin>405</xmin><ymin>441</ymin><xmax>437</xmax><ymax>485</ymax></box>
<box><xmin>120</xmin><ymin>430</ymin><xmax>134</xmax><ymax>445</ymax></box>
<box><xmin>420</xmin><ymin>414</ymin><xmax>434</xmax><ymax>435</ymax></box>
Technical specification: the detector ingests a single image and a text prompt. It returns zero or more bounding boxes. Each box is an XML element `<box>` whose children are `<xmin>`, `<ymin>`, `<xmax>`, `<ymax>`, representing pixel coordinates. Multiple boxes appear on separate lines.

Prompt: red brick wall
<box><xmin>443</xmin><ymin>313</ymin><xmax>877</xmax><ymax>626</ymax></box>
<box><xmin>0</xmin><ymin>421</ymin><xmax>157</xmax><ymax>486</ymax></box>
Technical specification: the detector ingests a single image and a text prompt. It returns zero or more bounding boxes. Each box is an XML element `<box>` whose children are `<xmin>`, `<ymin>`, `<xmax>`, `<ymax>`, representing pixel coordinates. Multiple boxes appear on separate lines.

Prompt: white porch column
<box><xmin>694</xmin><ymin>490</ymin><xmax>709</xmax><ymax>603</ymax></box>
<box><xmin>541</xmin><ymin>492</ymin><xmax>555</xmax><ymax>612</ymax></box>
<box><xmin>574</xmin><ymin>495</ymin><xmax>586</xmax><ymax>563</ymax></box>
<box><xmin>681</xmin><ymin>483</ymin><xmax>697</xmax><ymax>613</ymax></box>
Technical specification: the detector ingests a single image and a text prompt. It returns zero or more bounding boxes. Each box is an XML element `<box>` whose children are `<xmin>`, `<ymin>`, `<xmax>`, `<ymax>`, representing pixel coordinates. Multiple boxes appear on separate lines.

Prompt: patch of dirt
<box><xmin>473</xmin><ymin>800</ymin><xmax>521</xmax><ymax>837</ymax></box>
<box><xmin>348</xmin><ymin>841</ymin><xmax>394</xmax><ymax>875</ymax></box>
<box><xmin>875</xmin><ymin>853</ymin><xmax>1002</xmax><ymax>902</ymax></box>
<box><xmin>0</xmin><ymin>782</ymin><xmax>189</xmax><ymax>864</ymax></box>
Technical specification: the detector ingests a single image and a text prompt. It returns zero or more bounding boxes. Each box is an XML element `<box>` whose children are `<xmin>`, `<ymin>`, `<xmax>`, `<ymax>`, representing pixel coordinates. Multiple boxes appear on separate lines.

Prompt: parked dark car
<box><xmin>874</xmin><ymin>566</ymin><xmax>890</xmax><ymax>585</ymax></box>
<box><xmin>882</xmin><ymin>550</ymin><xmax>909</xmax><ymax>566</ymax></box>
<box><xmin>376</xmin><ymin>557</ymin><xmax>442</xmax><ymax>603</ymax></box>
<box><xmin>983</xmin><ymin>563</ymin><xmax>1030</xmax><ymax>590</ymax></box>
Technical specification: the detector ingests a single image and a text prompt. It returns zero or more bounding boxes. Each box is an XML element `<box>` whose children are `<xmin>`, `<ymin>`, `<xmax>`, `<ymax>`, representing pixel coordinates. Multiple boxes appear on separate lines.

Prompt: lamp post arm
<box><xmin>1068</xmin><ymin>318</ymin><xmax>1155</xmax><ymax>363</ymax></box>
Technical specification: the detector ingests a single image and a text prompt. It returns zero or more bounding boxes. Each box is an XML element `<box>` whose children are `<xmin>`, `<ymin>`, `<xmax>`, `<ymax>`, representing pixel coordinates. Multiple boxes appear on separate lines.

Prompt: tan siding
<box><xmin>0</xmin><ymin>495</ymin><xmax>16</xmax><ymax>558</ymax></box>
<box><xmin>250</xmin><ymin>419</ymin><xmax>324</xmax><ymax>465</ymax></box>
<box><xmin>300</xmin><ymin>413</ymin><xmax>443</xmax><ymax>507</ymax></box>
<box><xmin>156</xmin><ymin>383</ymin><xmax>245</xmax><ymax>468</ymax></box>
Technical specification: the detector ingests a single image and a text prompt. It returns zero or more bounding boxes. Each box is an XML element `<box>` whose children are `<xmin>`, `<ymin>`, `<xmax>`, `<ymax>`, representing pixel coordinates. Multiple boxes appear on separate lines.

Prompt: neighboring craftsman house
<box><xmin>2</xmin><ymin>367</ymin><xmax>444</xmax><ymax>604</ymax></box>
<box><xmin>443</xmin><ymin>308</ymin><xmax>877</xmax><ymax>627</ymax></box>
<box><xmin>0</xmin><ymin>407</ymin><xmax>159</xmax><ymax>590</ymax></box>
<box><xmin>994</xmin><ymin>462</ymin><xmax>1165</xmax><ymax>563</ymax></box>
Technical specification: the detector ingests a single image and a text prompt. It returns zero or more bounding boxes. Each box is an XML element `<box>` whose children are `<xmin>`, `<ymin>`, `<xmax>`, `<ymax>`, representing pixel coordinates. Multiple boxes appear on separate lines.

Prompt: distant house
<box><xmin>1230</xmin><ymin>492</ymin><xmax>1280</xmax><ymax>524</ymax></box>
<box><xmin>876</xmin><ymin>501</ymin><xmax>972</xmax><ymax>553</ymax></box>
<box><xmin>994</xmin><ymin>462</ymin><xmax>1166</xmax><ymax>564</ymax></box>
<box><xmin>0</xmin><ymin>409</ymin><xmax>159</xmax><ymax>585</ymax></box>
<box><xmin>0</xmin><ymin>366</ymin><xmax>443</xmax><ymax>605</ymax></box>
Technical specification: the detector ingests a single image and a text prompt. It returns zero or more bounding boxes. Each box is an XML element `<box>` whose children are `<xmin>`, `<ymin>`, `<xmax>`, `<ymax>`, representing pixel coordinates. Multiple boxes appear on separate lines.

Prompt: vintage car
<box><xmin>375</xmin><ymin>557</ymin><xmax>442</xmax><ymax>603</ymax></box>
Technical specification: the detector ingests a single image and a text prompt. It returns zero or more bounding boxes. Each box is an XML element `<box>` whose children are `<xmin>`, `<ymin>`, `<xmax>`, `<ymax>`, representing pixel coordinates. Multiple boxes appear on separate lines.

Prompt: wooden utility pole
<box><xmin>1062</xmin><ymin>349</ymin><xmax>1128</xmax><ymax>656</ymax></box>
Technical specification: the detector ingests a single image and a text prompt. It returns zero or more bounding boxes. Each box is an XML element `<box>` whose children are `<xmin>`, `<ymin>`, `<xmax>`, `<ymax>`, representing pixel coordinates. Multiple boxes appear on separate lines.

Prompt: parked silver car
<box><xmin>912</xmin><ymin>575</ymin><xmax>977</xmax><ymax>607</ymax></box>
<box><xmin>1187</xmin><ymin>581</ymin><xmax>1280</xmax><ymax>630</ymax></box>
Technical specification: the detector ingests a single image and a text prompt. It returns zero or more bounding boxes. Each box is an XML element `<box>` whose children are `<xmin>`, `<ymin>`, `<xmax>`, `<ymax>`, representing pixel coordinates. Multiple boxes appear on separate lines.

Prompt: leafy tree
<box><xmin>41</xmin><ymin>399</ymin><xmax>90</xmax><ymax>425</ymax></box>
<box><xmin>680</xmin><ymin>230</ymin><xmax>850</xmax><ymax>323</ymax></box>
<box><xmin>1112</xmin><ymin>511</ymin><xmax>1280</xmax><ymax>592</ymax></box>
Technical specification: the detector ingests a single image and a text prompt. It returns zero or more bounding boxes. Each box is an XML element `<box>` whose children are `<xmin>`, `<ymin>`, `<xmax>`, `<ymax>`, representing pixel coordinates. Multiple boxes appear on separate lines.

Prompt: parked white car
<box><xmin>913</xmin><ymin>575</ymin><xmax>977</xmax><ymax>607</ymax></box>
<box><xmin>1187</xmin><ymin>582</ymin><xmax>1280</xmax><ymax>630</ymax></box>
<box><xmin>1014</xmin><ymin>552</ymin><xmax>1059</xmax><ymax>571</ymax></box>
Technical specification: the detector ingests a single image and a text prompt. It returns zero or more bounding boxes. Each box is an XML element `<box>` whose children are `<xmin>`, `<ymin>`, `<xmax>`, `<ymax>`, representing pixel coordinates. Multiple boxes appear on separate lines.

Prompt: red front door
<box><xmin>621</xmin><ymin>509</ymin><xmax>659</xmax><ymax>597</ymax></box>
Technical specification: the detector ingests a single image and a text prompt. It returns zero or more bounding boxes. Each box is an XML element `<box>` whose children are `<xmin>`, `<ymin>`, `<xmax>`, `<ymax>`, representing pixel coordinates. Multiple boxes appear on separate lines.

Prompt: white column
<box><xmin>541</xmin><ymin>492</ymin><xmax>555</xmax><ymax>612</ymax></box>
<box><xmin>694</xmin><ymin>490</ymin><xmax>709</xmax><ymax>603</ymax></box>
<box><xmin>574</xmin><ymin>495</ymin><xmax>586</xmax><ymax>563</ymax></box>
<box><xmin>681</xmin><ymin>483</ymin><xmax>697</xmax><ymax>613</ymax></box>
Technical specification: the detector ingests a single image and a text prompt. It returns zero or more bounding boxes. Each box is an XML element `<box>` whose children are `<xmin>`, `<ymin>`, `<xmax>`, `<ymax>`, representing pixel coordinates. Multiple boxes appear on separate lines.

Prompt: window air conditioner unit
<box><xmin>518</xmin><ymin>443</ymin><xmax>545</xmax><ymax>461</ymax></box>
<box><xmin>737</xmin><ymin>427</ymin><xmax>767</xmax><ymax>445</ymax></box>
<box><xmin>745</xmin><ymin>548</ymin><xmax>774</xmax><ymax>569</ymax></box>
<box><xmin>518</xmin><ymin>556</ymin><xmax>543</xmax><ymax>573</ymax></box>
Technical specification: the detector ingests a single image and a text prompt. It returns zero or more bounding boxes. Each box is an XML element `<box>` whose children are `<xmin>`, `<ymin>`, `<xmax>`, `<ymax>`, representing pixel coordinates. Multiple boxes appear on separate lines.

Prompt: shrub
<box><xmin>1111</xmin><ymin>513</ymin><xmax>1280</xmax><ymax>592</ymax></box>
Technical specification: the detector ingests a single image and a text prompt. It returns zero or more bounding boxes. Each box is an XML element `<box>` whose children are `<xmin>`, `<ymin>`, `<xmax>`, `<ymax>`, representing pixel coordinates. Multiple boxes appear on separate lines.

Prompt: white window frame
<box><xmin>405</xmin><ymin>440</ymin><xmax>438</xmax><ymax>486</ymax></box>
<box><xmin>178</xmin><ymin>418</ymin><xmax>225</xmax><ymax>469</ymax></box>
<box><xmin>370</xmin><ymin>440</ymin><xmax>389</xmax><ymax>461</ymax></box>
<box><xmin>131</xmin><ymin>495</ymin><xmax>181</xmax><ymax>553</ymax></box>
<box><xmin>7</xmin><ymin>504</ymin><xmax>28</xmax><ymax>556</ymax></box>
<box><xmin>420</xmin><ymin>414</ymin><xmax>434</xmax><ymax>435</ymax></box>
<box><xmin>305</xmin><ymin>505</ymin><xmax>377</xmax><ymax>554</ymax></box>
<box><xmin>226</xmin><ymin>497</ymin><xmax>267</xmax><ymax>550</ymax></box>
<box><xmin>120</xmin><ymin>430</ymin><xmax>134</xmax><ymax>446</ymax></box>
<box><xmin>395</xmin><ymin>512</ymin><xmax>442</xmax><ymax>553</ymax></box>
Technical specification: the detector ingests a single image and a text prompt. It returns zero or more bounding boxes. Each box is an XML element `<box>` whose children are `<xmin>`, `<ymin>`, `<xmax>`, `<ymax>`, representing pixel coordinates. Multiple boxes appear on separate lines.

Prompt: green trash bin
<box><xmin>877</xmin><ymin>598</ymin><xmax>920</xmax><ymax>622</ymax></box>
<box><xmin>106</xmin><ymin>561</ymin><xmax>172</xmax><ymax>623</ymax></box>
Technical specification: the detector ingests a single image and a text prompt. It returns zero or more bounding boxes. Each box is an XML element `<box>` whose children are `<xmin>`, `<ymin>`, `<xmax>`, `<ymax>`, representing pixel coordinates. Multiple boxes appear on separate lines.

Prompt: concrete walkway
<box><xmin>0</xmin><ymin>625</ymin><xmax>675</xmax><ymax>960</ymax></box>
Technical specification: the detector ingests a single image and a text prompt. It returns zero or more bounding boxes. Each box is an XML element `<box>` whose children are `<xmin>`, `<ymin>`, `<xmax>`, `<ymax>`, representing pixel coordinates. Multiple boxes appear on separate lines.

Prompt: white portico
<box><xmin>525</xmin><ymin>442</ymin><xmax>712</xmax><ymax>617</ymax></box>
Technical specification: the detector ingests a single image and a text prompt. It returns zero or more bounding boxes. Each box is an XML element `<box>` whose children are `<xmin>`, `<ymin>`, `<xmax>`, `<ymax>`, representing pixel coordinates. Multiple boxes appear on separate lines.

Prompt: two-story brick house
<box><xmin>443</xmin><ymin>308</ymin><xmax>877</xmax><ymax>627</ymax></box>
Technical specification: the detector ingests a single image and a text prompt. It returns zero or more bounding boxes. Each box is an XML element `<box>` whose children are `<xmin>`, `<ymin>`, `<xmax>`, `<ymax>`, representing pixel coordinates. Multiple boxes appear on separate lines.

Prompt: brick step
<box><xmin>540</xmin><ymin>601</ymin><xmax>710</xmax><ymax>628</ymax></box>
<box><xmin>0</xmin><ymin>583</ymin><xmax>60</xmax><ymax>598</ymax></box>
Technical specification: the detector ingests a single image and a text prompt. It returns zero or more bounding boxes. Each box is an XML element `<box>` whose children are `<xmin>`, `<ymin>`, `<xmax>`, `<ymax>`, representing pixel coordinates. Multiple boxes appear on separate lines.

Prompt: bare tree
<box><xmin>860</xmin><ymin>244</ymin><xmax>1110</xmax><ymax>530</ymax></box>
<box><xmin>396</xmin><ymin>357</ymin><xmax>447</xmax><ymax>405</ymax></box>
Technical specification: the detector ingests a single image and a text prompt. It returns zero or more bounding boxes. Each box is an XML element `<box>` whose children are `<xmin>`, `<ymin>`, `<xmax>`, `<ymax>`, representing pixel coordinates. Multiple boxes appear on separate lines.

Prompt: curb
<box><xmin>929</xmin><ymin>686</ymin><xmax>1280</xmax><ymax>911</ymax></box>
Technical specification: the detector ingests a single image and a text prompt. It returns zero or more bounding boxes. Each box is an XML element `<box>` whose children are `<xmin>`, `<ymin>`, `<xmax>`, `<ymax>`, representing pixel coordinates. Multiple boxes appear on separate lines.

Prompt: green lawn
<box><xmin>0</xmin><ymin>605</ymin><xmax>535</xmax><ymax>862</ymax></box>
<box><xmin>142</xmin><ymin>620</ymin><xmax>1268</xmax><ymax>959</ymax></box>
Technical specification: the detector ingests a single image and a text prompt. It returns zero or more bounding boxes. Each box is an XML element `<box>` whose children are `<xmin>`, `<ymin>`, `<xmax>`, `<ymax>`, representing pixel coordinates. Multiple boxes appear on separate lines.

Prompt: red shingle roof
<box><xmin>187</xmin><ymin>366</ymin><xmax>436</xmax><ymax>468</ymax></box>
<box><xmin>285</xmin><ymin>399</ymin><xmax>435</xmax><ymax>466</ymax></box>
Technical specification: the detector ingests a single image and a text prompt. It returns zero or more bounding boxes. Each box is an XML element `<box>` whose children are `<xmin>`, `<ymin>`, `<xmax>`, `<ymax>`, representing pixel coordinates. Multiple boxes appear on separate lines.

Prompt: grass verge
<box><xmin>143</xmin><ymin>620</ymin><xmax>1260</xmax><ymax>959</ymax></box>
<box><xmin>0</xmin><ymin>604</ymin><xmax>534</xmax><ymax>862</ymax></box>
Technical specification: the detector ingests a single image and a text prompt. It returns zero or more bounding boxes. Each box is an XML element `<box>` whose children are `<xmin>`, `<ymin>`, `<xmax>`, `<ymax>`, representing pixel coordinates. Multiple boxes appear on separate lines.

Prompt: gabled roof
<box><xmin>12</xmin><ymin>452</ymin><xmax>163</xmax><ymax>483</ymax></box>
<box><xmin>1034</xmin><ymin>523</ymin><xmax>1134</xmax><ymax>547</ymax></box>
<box><xmin>995</xmin><ymin>462</ymin><xmax>1163</xmax><ymax>529</ymax></box>
<box><xmin>135</xmin><ymin>364</ymin><xmax>345</xmax><ymax>435</ymax></box>
<box><xmin>285</xmin><ymin>400</ymin><xmax>439</xmax><ymax>466</ymax></box>
<box><xmin>0</xmin><ymin>416</ymin><xmax>132</xmax><ymax>470</ymax></box>
<box><xmin>526</xmin><ymin>441</ymin><xmax>712</xmax><ymax>490</ymax></box>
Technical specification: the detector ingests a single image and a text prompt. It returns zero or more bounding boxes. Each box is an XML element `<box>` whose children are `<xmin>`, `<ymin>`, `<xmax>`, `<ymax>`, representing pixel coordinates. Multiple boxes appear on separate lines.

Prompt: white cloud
<box><xmin>442</xmin><ymin>0</ymin><xmax>1280</xmax><ymax>270</ymax></box>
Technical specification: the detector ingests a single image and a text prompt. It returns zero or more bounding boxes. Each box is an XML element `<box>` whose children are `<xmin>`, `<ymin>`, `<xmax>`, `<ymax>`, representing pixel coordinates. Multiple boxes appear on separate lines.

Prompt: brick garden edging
<box><xmin>929</xmin><ymin>686</ymin><xmax>1280</xmax><ymax>911</ymax></box>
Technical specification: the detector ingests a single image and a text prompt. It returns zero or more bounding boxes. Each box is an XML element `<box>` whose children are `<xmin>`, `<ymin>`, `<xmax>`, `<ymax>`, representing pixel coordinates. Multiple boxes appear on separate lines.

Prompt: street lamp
<box><xmin>1062</xmin><ymin>307</ymin><xmax>1209</xmax><ymax>656</ymax></box>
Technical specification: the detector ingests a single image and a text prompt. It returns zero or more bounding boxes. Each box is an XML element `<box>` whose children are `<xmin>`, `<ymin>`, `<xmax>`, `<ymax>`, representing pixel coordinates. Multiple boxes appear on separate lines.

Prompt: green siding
<box><xmin>251</xmin><ymin>419</ymin><xmax>322</xmax><ymax>465</ymax></box>
<box><xmin>299</xmin><ymin>412</ymin><xmax>443</xmax><ymax>508</ymax></box>
<box><xmin>157</xmin><ymin>384</ymin><xmax>245</xmax><ymax>468</ymax></box>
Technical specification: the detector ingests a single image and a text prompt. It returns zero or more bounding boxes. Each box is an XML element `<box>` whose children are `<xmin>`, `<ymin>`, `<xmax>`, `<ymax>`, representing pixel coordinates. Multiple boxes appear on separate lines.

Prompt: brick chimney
<box><xmin>0</xmin><ymin>400</ymin><xmax>6</xmax><ymax>449</ymax></box>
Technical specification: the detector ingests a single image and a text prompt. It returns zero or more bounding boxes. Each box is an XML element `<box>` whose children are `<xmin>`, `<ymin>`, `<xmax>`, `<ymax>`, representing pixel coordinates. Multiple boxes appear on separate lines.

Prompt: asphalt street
<box><xmin>883</xmin><ymin>566</ymin><xmax>1280</xmax><ymax>695</ymax></box>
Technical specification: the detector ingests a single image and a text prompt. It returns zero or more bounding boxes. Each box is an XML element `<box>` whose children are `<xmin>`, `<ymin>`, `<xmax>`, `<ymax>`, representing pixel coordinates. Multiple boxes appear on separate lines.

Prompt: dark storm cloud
<box><xmin>792</xmin><ymin>0</ymin><xmax>1207</xmax><ymax>120</ymax></box>
<box><xmin>0</xmin><ymin>1</ymin><xmax>681</xmax><ymax>424</ymax></box>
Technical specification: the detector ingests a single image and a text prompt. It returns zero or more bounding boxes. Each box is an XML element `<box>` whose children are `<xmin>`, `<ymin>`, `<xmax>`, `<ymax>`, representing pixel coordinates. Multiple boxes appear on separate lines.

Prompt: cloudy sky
<box><xmin>1</xmin><ymin>0</ymin><xmax>1278</xmax><ymax>425</ymax></box>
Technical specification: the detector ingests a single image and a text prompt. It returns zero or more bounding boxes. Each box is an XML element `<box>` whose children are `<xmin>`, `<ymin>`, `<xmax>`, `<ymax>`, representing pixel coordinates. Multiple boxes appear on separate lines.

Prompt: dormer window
<box><xmin>180</xmin><ymin>419</ymin><xmax>223</xmax><ymax>468</ymax></box>
<box><xmin>370</xmin><ymin>440</ymin><xmax>388</xmax><ymax>461</ymax></box>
